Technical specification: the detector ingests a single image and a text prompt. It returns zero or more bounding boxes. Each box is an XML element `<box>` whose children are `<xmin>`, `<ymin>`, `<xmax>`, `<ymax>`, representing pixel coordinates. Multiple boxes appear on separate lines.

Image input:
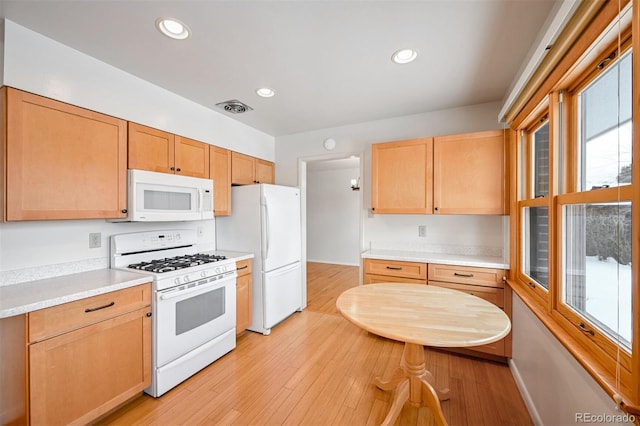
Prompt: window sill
<box><xmin>505</xmin><ymin>277</ymin><xmax>639</xmax><ymax>415</ymax></box>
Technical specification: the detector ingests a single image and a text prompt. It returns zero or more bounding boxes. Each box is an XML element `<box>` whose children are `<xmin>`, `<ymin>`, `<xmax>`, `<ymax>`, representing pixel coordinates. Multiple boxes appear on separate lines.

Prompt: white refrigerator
<box><xmin>216</xmin><ymin>184</ymin><xmax>302</xmax><ymax>335</ymax></box>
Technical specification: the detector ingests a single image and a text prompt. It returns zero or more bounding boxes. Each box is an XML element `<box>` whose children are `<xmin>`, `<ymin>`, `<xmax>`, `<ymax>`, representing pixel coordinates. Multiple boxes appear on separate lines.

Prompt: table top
<box><xmin>336</xmin><ymin>283</ymin><xmax>511</xmax><ymax>348</ymax></box>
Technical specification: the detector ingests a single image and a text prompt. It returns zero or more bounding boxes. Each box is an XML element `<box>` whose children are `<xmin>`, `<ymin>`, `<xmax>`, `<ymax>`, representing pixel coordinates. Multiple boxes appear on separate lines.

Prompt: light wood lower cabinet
<box><xmin>428</xmin><ymin>263</ymin><xmax>511</xmax><ymax>360</ymax></box>
<box><xmin>236</xmin><ymin>259</ymin><xmax>253</xmax><ymax>334</ymax></box>
<box><xmin>363</xmin><ymin>258</ymin><xmax>427</xmax><ymax>284</ymax></box>
<box><xmin>0</xmin><ymin>284</ymin><xmax>152</xmax><ymax>425</ymax></box>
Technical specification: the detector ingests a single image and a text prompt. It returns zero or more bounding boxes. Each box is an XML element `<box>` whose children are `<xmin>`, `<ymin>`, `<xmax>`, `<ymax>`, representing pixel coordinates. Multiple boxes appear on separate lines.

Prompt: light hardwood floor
<box><xmin>97</xmin><ymin>262</ymin><xmax>531</xmax><ymax>426</ymax></box>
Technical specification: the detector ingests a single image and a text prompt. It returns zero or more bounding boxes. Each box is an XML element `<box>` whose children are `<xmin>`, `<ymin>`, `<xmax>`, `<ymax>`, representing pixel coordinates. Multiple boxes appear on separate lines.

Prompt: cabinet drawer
<box><xmin>236</xmin><ymin>259</ymin><xmax>252</xmax><ymax>277</ymax></box>
<box><xmin>365</xmin><ymin>274</ymin><xmax>426</xmax><ymax>285</ymax></box>
<box><xmin>428</xmin><ymin>264</ymin><xmax>504</xmax><ymax>288</ymax></box>
<box><xmin>364</xmin><ymin>259</ymin><xmax>427</xmax><ymax>280</ymax></box>
<box><xmin>29</xmin><ymin>284</ymin><xmax>151</xmax><ymax>343</ymax></box>
<box><xmin>428</xmin><ymin>280</ymin><xmax>504</xmax><ymax>308</ymax></box>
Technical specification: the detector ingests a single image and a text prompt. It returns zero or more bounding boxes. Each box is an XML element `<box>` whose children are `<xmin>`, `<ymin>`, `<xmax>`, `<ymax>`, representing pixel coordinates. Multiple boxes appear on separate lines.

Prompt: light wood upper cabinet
<box><xmin>174</xmin><ymin>136</ymin><xmax>210</xmax><ymax>178</ymax></box>
<box><xmin>371</xmin><ymin>138</ymin><xmax>433</xmax><ymax>214</ymax></box>
<box><xmin>210</xmin><ymin>146</ymin><xmax>232</xmax><ymax>216</ymax></box>
<box><xmin>128</xmin><ymin>122</ymin><xmax>209</xmax><ymax>178</ymax></box>
<box><xmin>255</xmin><ymin>159</ymin><xmax>275</xmax><ymax>184</ymax></box>
<box><xmin>231</xmin><ymin>152</ymin><xmax>275</xmax><ymax>185</ymax></box>
<box><xmin>231</xmin><ymin>152</ymin><xmax>256</xmax><ymax>185</ymax></box>
<box><xmin>127</xmin><ymin>123</ymin><xmax>174</xmax><ymax>174</ymax></box>
<box><xmin>3</xmin><ymin>87</ymin><xmax>127</xmax><ymax>221</ymax></box>
<box><xmin>433</xmin><ymin>130</ymin><xmax>506</xmax><ymax>214</ymax></box>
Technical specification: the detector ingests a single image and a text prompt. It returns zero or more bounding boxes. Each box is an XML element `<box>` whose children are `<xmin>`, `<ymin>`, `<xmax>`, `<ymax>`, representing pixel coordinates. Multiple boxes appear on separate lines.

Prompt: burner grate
<box><xmin>128</xmin><ymin>253</ymin><xmax>227</xmax><ymax>273</ymax></box>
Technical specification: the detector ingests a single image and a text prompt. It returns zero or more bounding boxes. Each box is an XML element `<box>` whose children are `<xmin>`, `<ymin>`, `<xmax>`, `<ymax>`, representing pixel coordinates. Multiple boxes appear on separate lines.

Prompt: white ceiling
<box><xmin>0</xmin><ymin>0</ymin><xmax>559</xmax><ymax>137</ymax></box>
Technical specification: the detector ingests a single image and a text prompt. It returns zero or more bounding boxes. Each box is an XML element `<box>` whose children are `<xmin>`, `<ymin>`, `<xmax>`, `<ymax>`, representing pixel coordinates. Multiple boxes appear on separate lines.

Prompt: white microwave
<box><xmin>114</xmin><ymin>169</ymin><xmax>214</xmax><ymax>222</ymax></box>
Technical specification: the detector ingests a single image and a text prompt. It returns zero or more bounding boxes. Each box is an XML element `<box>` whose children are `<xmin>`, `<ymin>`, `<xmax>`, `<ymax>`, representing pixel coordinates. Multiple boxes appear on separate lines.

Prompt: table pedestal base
<box><xmin>375</xmin><ymin>343</ymin><xmax>449</xmax><ymax>426</ymax></box>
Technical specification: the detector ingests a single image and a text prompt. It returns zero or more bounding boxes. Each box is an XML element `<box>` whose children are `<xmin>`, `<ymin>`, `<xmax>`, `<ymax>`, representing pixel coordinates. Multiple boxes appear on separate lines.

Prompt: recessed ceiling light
<box><xmin>156</xmin><ymin>18</ymin><xmax>190</xmax><ymax>40</ymax></box>
<box><xmin>256</xmin><ymin>87</ymin><xmax>275</xmax><ymax>98</ymax></box>
<box><xmin>392</xmin><ymin>48</ymin><xmax>418</xmax><ymax>64</ymax></box>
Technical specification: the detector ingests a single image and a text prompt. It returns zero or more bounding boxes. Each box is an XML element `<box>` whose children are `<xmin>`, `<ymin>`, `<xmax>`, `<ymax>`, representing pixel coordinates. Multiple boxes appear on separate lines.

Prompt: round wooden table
<box><xmin>336</xmin><ymin>283</ymin><xmax>511</xmax><ymax>426</ymax></box>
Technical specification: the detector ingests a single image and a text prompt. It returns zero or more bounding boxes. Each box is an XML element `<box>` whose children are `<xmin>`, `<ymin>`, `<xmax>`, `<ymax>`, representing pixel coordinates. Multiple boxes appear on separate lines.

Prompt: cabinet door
<box><xmin>210</xmin><ymin>146</ymin><xmax>232</xmax><ymax>216</ymax></box>
<box><xmin>371</xmin><ymin>138</ymin><xmax>433</xmax><ymax>214</ymax></box>
<box><xmin>231</xmin><ymin>152</ymin><xmax>256</xmax><ymax>185</ymax></box>
<box><xmin>255</xmin><ymin>159</ymin><xmax>275</xmax><ymax>184</ymax></box>
<box><xmin>29</xmin><ymin>307</ymin><xmax>151</xmax><ymax>425</ymax></box>
<box><xmin>175</xmin><ymin>136</ymin><xmax>210</xmax><ymax>178</ymax></box>
<box><xmin>236</xmin><ymin>273</ymin><xmax>252</xmax><ymax>334</ymax></box>
<box><xmin>128</xmin><ymin>122</ymin><xmax>175</xmax><ymax>174</ymax></box>
<box><xmin>433</xmin><ymin>130</ymin><xmax>506</xmax><ymax>214</ymax></box>
<box><xmin>5</xmin><ymin>88</ymin><xmax>127</xmax><ymax>220</ymax></box>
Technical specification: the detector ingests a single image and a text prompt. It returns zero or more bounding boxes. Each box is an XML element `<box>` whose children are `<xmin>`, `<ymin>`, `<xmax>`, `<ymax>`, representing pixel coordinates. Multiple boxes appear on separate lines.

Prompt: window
<box><xmin>557</xmin><ymin>41</ymin><xmax>633</xmax><ymax>361</ymax></box>
<box><xmin>562</xmin><ymin>202</ymin><xmax>632</xmax><ymax>348</ymax></box>
<box><xmin>518</xmin><ymin>114</ymin><xmax>551</xmax><ymax>296</ymax></box>
<box><xmin>509</xmin><ymin>0</ymin><xmax>637</xmax><ymax>411</ymax></box>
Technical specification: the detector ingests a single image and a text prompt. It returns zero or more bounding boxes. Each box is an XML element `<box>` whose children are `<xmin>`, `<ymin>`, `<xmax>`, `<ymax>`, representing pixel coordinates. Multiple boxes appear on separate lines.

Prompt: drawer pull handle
<box><xmin>386</xmin><ymin>266</ymin><xmax>403</xmax><ymax>270</ymax></box>
<box><xmin>454</xmin><ymin>272</ymin><xmax>474</xmax><ymax>278</ymax></box>
<box><xmin>237</xmin><ymin>265</ymin><xmax>249</xmax><ymax>270</ymax></box>
<box><xmin>85</xmin><ymin>301</ymin><xmax>115</xmax><ymax>313</ymax></box>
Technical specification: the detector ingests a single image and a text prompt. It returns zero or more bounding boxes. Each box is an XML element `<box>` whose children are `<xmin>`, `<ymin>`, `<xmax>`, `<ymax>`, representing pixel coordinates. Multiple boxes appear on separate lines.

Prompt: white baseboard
<box><xmin>306</xmin><ymin>259</ymin><xmax>359</xmax><ymax>267</ymax></box>
<box><xmin>509</xmin><ymin>358</ymin><xmax>543</xmax><ymax>426</ymax></box>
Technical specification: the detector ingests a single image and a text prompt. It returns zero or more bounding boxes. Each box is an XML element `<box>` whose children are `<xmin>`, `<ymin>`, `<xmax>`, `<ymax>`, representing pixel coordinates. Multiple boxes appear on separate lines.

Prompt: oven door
<box><xmin>155</xmin><ymin>272</ymin><xmax>236</xmax><ymax>367</ymax></box>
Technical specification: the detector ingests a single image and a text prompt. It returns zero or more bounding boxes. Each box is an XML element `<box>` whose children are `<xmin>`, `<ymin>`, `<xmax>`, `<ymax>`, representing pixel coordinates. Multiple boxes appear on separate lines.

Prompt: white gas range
<box><xmin>110</xmin><ymin>229</ymin><xmax>237</xmax><ymax>397</ymax></box>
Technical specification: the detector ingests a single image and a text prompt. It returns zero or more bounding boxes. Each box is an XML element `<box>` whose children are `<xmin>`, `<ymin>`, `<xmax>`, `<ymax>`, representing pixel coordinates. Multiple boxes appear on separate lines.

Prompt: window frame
<box><xmin>509</xmin><ymin>0</ymin><xmax>639</xmax><ymax>413</ymax></box>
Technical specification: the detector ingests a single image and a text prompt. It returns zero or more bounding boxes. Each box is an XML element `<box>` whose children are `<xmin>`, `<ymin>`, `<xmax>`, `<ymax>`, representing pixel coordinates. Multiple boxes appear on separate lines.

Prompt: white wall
<box><xmin>0</xmin><ymin>21</ymin><xmax>274</xmax><ymax>285</ymax></box>
<box><xmin>307</xmin><ymin>166</ymin><xmax>360</xmax><ymax>265</ymax></box>
<box><xmin>275</xmin><ymin>101</ymin><xmax>508</xmax><ymax>258</ymax></box>
<box><xmin>3</xmin><ymin>20</ymin><xmax>274</xmax><ymax>159</ymax></box>
<box><xmin>510</xmin><ymin>295</ymin><xmax>633</xmax><ymax>426</ymax></box>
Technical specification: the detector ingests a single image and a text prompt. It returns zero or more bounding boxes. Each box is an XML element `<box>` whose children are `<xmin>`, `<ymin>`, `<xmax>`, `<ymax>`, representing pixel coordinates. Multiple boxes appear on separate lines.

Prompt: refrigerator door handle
<box><xmin>263</xmin><ymin>201</ymin><xmax>270</xmax><ymax>260</ymax></box>
<box><xmin>264</xmin><ymin>203</ymin><xmax>271</xmax><ymax>259</ymax></box>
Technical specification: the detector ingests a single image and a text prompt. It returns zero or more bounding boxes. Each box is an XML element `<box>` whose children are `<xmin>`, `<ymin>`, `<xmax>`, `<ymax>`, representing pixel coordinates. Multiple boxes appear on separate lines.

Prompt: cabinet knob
<box><xmin>170</xmin><ymin>167</ymin><xmax>175</xmax><ymax>171</ymax></box>
<box><xmin>146</xmin><ymin>312</ymin><xmax>153</xmax><ymax>317</ymax></box>
<box><xmin>176</xmin><ymin>168</ymin><xmax>181</xmax><ymax>172</ymax></box>
<box><xmin>121</xmin><ymin>209</ymin><xmax>128</xmax><ymax>214</ymax></box>
<box><xmin>434</xmin><ymin>207</ymin><xmax>439</xmax><ymax>211</ymax></box>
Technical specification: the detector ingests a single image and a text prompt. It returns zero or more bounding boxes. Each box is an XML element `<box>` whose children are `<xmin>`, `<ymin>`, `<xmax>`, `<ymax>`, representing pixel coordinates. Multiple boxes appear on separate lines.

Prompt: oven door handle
<box><xmin>159</xmin><ymin>274</ymin><xmax>236</xmax><ymax>301</ymax></box>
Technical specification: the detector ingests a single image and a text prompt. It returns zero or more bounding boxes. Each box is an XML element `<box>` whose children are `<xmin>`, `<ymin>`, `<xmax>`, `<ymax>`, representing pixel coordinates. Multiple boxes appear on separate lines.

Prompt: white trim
<box><xmin>509</xmin><ymin>358</ymin><xmax>543</xmax><ymax>426</ymax></box>
<box><xmin>307</xmin><ymin>259</ymin><xmax>360</xmax><ymax>267</ymax></box>
<box><xmin>499</xmin><ymin>0</ymin><xmax>581</xmax><ymax>122</ymax></box>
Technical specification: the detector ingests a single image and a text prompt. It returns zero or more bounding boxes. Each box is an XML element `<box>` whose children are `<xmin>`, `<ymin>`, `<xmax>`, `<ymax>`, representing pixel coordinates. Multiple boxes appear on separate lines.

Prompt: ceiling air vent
<box><xmin>215</xmin><ymin>100</ymin><xmax>253</xmax><ymax>114</ymax></box>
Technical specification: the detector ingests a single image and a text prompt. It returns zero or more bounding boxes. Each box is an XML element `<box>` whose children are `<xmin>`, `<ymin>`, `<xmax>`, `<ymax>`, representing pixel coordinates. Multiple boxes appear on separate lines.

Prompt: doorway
<box><xmin>298</xmin><ymin>154</ymin><xmax>364</xmax><ymax>309</ymax></box>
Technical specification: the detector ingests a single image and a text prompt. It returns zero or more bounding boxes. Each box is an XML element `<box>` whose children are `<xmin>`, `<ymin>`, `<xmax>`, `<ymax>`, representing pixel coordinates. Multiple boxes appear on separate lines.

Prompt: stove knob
<box><xmin>174</xmin><ymin>278</ymin><xmax>181</xmax><ymax>285</ymax></box>
<box><xmin>184</xmin><ymin>275</ymin><xmax>190</xmax><ymax>283</ymax></box>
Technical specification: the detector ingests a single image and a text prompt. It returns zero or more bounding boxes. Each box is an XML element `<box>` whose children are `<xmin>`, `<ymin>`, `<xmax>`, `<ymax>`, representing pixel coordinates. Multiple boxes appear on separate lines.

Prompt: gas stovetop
<box><xmin>127</xmin><ymin>253</ymin><xmax>228</xmax><ymax>273</ymax></box>
<box><xmin>110</xmin><ymin>229</ymin><xmax>237</xmax><ymax>291</ymax></box>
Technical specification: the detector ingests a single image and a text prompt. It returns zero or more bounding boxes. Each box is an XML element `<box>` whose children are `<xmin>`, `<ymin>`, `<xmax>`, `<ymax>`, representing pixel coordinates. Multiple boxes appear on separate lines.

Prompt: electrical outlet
<box><xmin>418</xmin><ymin>225</ymin><xmax>426</xmax><ymax>238</ymax></box>
<box><xmin>89</xmin><ymin>232</ymin><xmax>101</xmax><ymax>248</ymax></box>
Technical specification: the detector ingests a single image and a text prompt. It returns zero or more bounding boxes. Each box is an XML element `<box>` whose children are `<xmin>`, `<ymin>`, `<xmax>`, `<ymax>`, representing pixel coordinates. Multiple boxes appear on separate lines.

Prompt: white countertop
<box><xmin>0</xmin><ymin>251</ymin><xmax>254</xmax><ymax>319</ymax></box>
<box><xmin>362</xmin><ymin>249</ymin><xmax>509</xmax><ymax>270</ymax></box>
<box><xmin>0</xmin><ymin>269</ymin><xmax>153</xmax><ymax>319</ymax></box>
<box><xmin>206</xmin><ymin>250</ymin><xmax>254</xmax><ymax>262</ymax></box>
